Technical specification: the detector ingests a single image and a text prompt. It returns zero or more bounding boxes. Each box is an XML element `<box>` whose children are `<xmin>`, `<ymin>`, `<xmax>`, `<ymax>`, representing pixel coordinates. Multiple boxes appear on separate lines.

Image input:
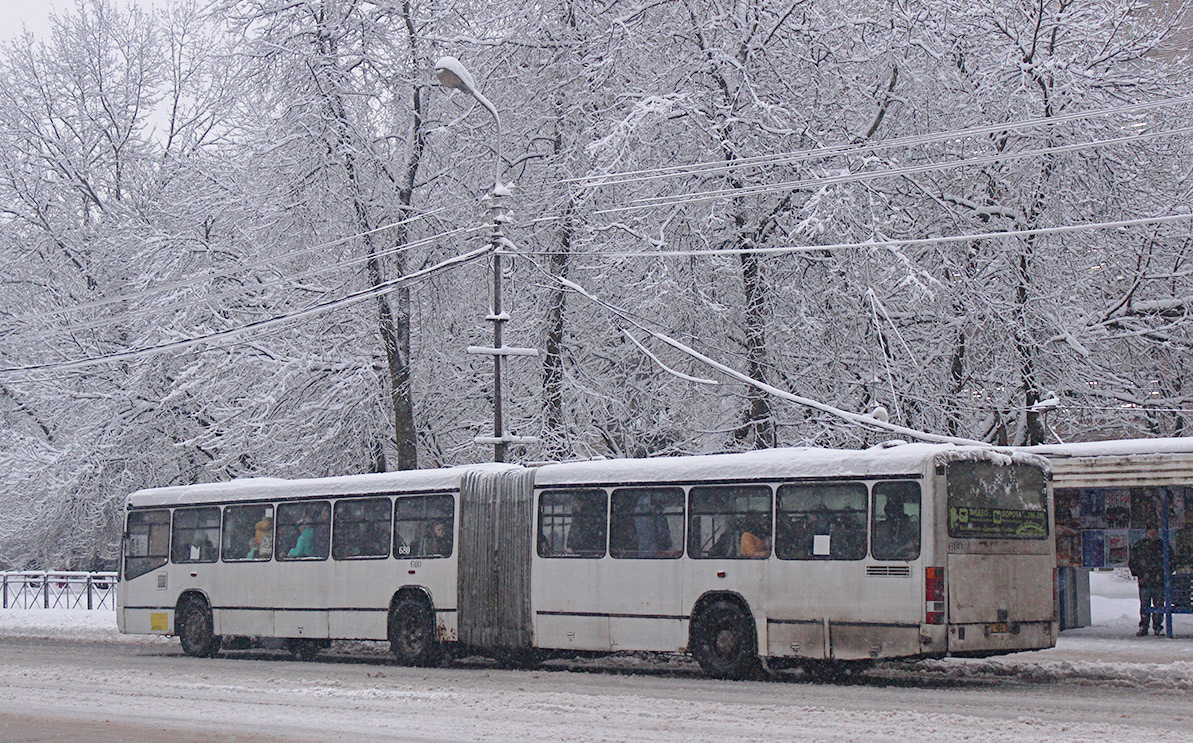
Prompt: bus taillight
<box><xmin>925</xmin><ymin>566</ymin><xmax>945</xmax><ymax>624</ymax></box>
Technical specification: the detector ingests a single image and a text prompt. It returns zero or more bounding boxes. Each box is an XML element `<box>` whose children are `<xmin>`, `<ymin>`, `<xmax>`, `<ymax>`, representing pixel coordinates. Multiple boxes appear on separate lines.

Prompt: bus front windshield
<box><xmin>947</xmin><ymin>461</ymin><xmax>1048</xmax><ymax>539</ymax></box>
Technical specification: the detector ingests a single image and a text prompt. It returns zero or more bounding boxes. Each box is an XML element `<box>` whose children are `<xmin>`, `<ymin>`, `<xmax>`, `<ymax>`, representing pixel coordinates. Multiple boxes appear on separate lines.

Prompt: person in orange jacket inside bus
<box><xmin>246</xmin><ymin>517</ymin><xmax>273</xmax><ymax>559</ymax></box>
<box><xmin>739</xmin><ymin>515</ymin><xmax>770</xmax><ymax>558</ymax></box>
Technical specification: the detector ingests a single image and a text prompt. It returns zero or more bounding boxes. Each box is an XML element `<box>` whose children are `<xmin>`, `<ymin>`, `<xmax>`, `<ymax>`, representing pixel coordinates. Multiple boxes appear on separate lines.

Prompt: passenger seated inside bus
<box><xmin>565</xmin><ymin>497</ymin><xmax>605</xmax><ymax>555</ymax></box>
<box><xmin>872</xmin><ymin>498</ymin><xmax>918</xmax><ymax>561</ymax></box>
<box><xmin>794</xmin><ymin>506</ymin><xmax>831</xmax><ymax>557</ymax></box>
<box><xmin>246</xmin><ymin>517</ymin><xmax>273</xmax><ymax>559</ymax></box>
<box><xmin>288</xmin><ymin>523</ymin><xmax>317</xmax><ymax>557</ymax></box>
<box><xmin>191</xmin><ymin>533</ymin><xmax>216</xmax><ymax>562</ymax></box>
<box><xmin>708</xmin><ymin>529</ymin><xmax>739</xmax><ymax>558</ymax></box>
<box><xmin>738</xmin><ymin>516</ymin><xmax>770</xmax><ymax>558</ymax></box>
<box><xmin>418</xmin><ymin>520</ymin><xmax>452</xmax><ymax>557</ymax></box>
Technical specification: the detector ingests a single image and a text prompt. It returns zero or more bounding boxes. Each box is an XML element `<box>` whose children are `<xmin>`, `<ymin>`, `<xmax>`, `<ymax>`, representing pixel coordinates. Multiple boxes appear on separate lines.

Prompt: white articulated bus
<box><xmin>118</xmin><ymin>443</ymin><xmax>1056</xmax><ymax>677</ymax></box>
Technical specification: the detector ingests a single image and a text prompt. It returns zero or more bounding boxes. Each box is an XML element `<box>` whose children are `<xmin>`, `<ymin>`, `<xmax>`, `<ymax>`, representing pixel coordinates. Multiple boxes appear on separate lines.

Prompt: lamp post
<box><xmin>434</xmin><ymin>56</ymin><xmax>537</xmax><ymax>463</ymax></box>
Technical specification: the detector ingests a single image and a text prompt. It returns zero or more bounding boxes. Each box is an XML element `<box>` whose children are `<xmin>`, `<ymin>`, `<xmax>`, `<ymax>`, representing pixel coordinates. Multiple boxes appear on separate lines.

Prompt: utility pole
<box><xmin>434</xmin><ymin>57</ymin><xmax>538</xmax><ymax>462</ymax></box>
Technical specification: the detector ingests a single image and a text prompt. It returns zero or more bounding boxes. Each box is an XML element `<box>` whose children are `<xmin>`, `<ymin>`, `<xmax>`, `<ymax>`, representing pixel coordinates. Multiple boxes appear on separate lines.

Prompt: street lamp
<box><xmin>434</xmin><ymin>56</ymin><xmax>537</xmax><ymax>463</ymax></box>
<box><xmin>433</xmin><ymin>56</ymin><xmax>501</xmax><ymax>191</ymax></box>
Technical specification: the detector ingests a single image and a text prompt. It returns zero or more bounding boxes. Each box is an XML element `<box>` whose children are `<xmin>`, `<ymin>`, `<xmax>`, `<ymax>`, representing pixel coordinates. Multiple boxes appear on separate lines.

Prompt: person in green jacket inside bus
<box><xmin>288</xmin><ymin>523</ymin><xmax>316</xmax><ymax>558</ymax></box>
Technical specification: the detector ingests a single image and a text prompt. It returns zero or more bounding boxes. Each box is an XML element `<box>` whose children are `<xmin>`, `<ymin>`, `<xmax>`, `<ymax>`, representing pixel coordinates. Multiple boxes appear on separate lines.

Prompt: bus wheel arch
<box><xmin>387</xmin><ymin>588</ymin><xmax>441</xmax><ymax>667</ymax></box>
<box><xmin>176</xmin><ymin>591</ymin><xmax>221</xmax><ymax>658</ymax></box>
<box><xmin>689</xmin><ymin>592</ymin><xmax>763</xmax><ymax>680</ymax></box>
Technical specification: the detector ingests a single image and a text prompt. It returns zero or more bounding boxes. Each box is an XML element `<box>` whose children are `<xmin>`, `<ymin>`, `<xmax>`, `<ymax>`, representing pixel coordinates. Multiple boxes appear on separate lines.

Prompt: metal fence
<box><xmin>1</xmin><ymin>571</ymin><xmax>118</xmax><ymax>610</ymax></box>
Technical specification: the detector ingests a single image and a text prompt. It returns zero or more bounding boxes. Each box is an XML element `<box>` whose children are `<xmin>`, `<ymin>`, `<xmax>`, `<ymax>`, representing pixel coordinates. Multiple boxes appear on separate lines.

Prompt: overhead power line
<box><xmin>0</xmin><ymin>222</ymin><xmax>486</xmax><ymax>347</ymax></box>
<box><xmin>0</xmin><ymin>245</ymin><xmax>493</xmax><ymax>382</ymax></box>
<box><xmin>8</xmin><ymin>97</ymin><xmax>1190</xmax><ymax>341</ymax></box>
<box><xmin>0</xmin><ymin>207</ymin><xmax>459</xmax><ymax>329</ymax></box>
<box><xmin>567</xmin><ymin>94</ymin><xmax>1193</xmax><ymax>191</ymax></box>
<box><xmin>589</xmin><ymin>124</ymin><xmax>1193</xmax><ymax>216</ymax></box>
<box><xmin>6</xmin><ymin>96</ymin><xmax>1192</xmax><ymax>359</ymax></box>
<box><xmin>556</xmin><ymin>274</ymin><xmax>993</xmax><ymax>447</ymax></box>
<box><xmin>518</xmin><ymin>212</ymin><xmax>1193</xmax><ymax>259</ymax></box>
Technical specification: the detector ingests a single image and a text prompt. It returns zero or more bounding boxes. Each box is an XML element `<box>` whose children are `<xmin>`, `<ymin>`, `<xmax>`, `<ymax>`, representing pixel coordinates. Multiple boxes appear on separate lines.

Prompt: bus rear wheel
<box><xmin>691</xmin><ymin>600</ymin><xmax>762</xmax><ymax>680</ymax></box>
<box><xmin>178</xmin><ymin>599</ymin><xmax>221</xmax><ymax>658</ymax></box>
<box><xmin>388</xmin><ymin>597</ymin><xmax>441</xmax><ymax>666</ymax></box>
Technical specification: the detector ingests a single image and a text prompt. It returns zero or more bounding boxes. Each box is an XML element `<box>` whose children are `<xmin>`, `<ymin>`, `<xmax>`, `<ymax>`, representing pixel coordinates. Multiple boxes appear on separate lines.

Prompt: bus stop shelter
<box><xmin>1028</xmin><ymin>438</ymin><xmax>1193</xmax><ymax>638</ymax></box>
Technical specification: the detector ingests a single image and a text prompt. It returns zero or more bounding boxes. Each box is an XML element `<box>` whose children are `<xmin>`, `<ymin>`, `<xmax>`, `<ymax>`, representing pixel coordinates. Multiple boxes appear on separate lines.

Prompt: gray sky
<box><xmin>0</xmin><ymin>1</ymin><xmax>169</xmax><ymax>40</ymax></box>
<box><xmin>0</xmin><ymin>0</ymin><xmax>60</xmax><ymax>38</ymax></box>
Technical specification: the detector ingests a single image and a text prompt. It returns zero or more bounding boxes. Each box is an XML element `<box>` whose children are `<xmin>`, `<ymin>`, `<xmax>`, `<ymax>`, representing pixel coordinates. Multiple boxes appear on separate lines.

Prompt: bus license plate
<box><xmin>988</xmin><ymin>622</ymin><xmax>1009</xmax><ymax>634</ymax></box>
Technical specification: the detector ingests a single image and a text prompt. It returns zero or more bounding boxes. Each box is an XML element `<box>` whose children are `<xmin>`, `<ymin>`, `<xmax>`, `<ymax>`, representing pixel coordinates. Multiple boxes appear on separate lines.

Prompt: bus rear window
<box><xmin>947</xmin><ymin>461</ymin><xmax>1048</xmax><ymax>539</ymax></box>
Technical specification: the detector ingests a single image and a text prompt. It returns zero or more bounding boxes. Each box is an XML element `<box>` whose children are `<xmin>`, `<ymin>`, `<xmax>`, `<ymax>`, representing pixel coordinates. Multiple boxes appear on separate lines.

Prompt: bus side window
<box><xmin>222</xmin><ymin>504</ymin><xmax>274</xmax><ymax>561</ymax></box>
<box><xmin>687</xmin><ymin>485</ymin><xmax>772</xmax><ymax>560</ymax></box>
<box><xmin>776</xmin><ymin>482</ymin><xmax>867</xmax><ymax>561</ymax></box>
<box><xmin>170</xmin><ymin>506</ymin><xmax>220</xmax><ymax>564</ymax></box>
<box><xmin>872</xmin><ymin>481</ymin><xmax>921</xmax><ymax>561</ymax></box>
<box><xmin>395</xmin><ymin>494</ymin><xmax>455</xmax><ymax>559</ymax></box>
<box><xmin>538</xmin><ymin>489</ymin><xmax>607</xmax><ymax>558</ymax></box>
<box><xmin>277</xmin><ymin>501</ymin><xmax>331</xmax><ymax>561</ymax></box>
<box><xmin>124</xmin><ymin>509</ymin><xmax>170</xmax><ymax>580</ymax></box>
<box><xmin>332</xmin><ymin>497</ymin><xmax>392</xmax><ymax>559</ymax></box>
<box><xmin>609</xmin><ymin>487</ymin><xmax>684</xmax><ymax>559</ymax></box>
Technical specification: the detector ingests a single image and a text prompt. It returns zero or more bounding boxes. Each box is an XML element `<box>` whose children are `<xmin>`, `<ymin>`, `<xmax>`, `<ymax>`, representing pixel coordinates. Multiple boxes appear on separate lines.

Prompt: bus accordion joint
<box><xmin>925</xmin><ymin>566</ymin><xmax>945</xmax><ymax>624</ymax></box>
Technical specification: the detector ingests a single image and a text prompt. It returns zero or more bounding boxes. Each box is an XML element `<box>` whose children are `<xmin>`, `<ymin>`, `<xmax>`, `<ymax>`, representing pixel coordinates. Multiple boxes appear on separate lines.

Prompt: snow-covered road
<box><xmin>1</xmin><ymin>572</ymin><xmax>1191</xmax><ymax>742</ymax></box>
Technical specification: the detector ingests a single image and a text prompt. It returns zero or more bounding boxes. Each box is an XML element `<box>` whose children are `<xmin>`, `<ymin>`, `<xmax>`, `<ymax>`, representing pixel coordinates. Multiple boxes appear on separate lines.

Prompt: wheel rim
<box><xmin>183</xmin><ymin>607</ymin><xmax>210</xmax><ymax>650</ymax></box>
<box><xmin>711</xmin><ymin>626</ymin><xmax>740</xmax><ymax>663</ymax></box>
<box><xmin>395</xmin><ymin>613</ymin><xmax>427</xmax><ymax>657</ymax></box>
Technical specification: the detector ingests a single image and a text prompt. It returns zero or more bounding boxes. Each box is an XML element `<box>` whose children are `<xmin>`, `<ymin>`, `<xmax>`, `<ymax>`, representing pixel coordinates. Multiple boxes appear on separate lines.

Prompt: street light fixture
<box><xmin>434</xmin><ymin>57</ymin><xmax>502</xmax><ymax>191</ymax></box>
<box><xmin>434</xmin><ymin>56</ymin><xmax>537</xmax><ymax>463</ymax></box>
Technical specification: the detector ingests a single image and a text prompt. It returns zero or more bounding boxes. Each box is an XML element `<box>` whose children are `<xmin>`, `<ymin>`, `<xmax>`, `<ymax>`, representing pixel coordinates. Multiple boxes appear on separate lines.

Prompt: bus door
<box><xmin>605</xmin><ymin>487</ymin><xmax>687</xmax><ymax>652</ymax></box>
<box><xmin>770</xmin><ymin>482</ymin><xmax>874</xmax><ymax>661</ymax></box>
<box><xmin>533</xmin><ymin>488</ymin><xmax>613</xmax><ymax>651</ymax></box>
<box><xmin>120</xmin><ymin>509</ymin><xmax>172</xmax><ymax>634</ymax></box>
<box><xmin>219</xmin><ymin>503</ymin><xmax>279</xmax><ymax>637</ymax></box>
<box><xmin>329</xmin><ymin>496</ymin><xmax>400</xmax><ymax>640</ymax></box>
<box><xmin>943</xmin><ymin>461</ymin><xmax>1056</xmax><ymax>653</ymax></box>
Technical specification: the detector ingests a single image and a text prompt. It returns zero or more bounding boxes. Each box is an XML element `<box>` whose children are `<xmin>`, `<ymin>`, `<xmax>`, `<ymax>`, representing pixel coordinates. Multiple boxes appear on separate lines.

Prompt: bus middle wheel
<box><xmin>388</xmin><ymin>596</ymin><xmax>441</xmax><ymax>667</ymax></box>
<box><xmin>691</xmin><ymin>600</ymin><xmax>762</xmax><ymax>680</ymax></box>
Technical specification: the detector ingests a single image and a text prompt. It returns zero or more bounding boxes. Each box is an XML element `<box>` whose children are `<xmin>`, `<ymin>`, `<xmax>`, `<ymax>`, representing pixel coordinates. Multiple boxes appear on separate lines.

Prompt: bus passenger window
<box><xmin>277</xmin><ymin>501</ymin><xmax>331</xmax><ymax>561</ymax></box>
<box><xmin>776</xmin><ymin>483</ymin><xmax>867</xmax><ymax>561</ymax></box>
<box><xmin>871</xmin><ymin>482</ymin><xmax>921</xmax><ymax>561</ymax></box>
<box><xmin>395</xmin><ymin>494</ymin><xmax>455</xmax><ymax>559</ymax></box>
<box><xmin>687</xmin><ymin>485</ymin><xmax>772</xmax><ymax>560</ymax></box>
<box><xmin>538</xmin><ymin>489</ymin><xmax>607</xmax><ymax>558</ymax></box>
<box><xmin>333</xmin><ymin>497</ymin><xmax>392</xmax><ymax>559</ymax></box>
<box><xmin>170</xmin><ymin>507</ymin><xmax>220</xmax><ymax>564</ymax></box>
<box><xmin>124</xmin><ymin>509</ymin><xmax>170</xmax><ymax>580</ymax></box>
<box><xmin>610</xmin><ymin>487</ymin><xmax>684</xmax><ymax>559</ymax></box>
<box><xmin>222</xmin><ymin>504</ymin><xmax>274</xmax><ymax>561</ymax></box>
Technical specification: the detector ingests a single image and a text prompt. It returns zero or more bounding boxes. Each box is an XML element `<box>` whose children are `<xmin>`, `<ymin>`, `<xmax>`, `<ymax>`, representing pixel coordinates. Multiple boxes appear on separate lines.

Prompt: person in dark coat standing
<box><xmin>1128</xmin><ymin>528</ymin><xmax>1172</xmax><ymax>636</ymax></box>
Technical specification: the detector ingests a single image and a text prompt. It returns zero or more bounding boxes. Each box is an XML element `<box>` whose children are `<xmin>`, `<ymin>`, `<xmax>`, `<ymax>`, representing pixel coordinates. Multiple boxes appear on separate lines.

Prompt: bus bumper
<box><xmin>946</xmin><ymin>619</ymin><xmax>1057</xmax><ymax>655</ymax></box>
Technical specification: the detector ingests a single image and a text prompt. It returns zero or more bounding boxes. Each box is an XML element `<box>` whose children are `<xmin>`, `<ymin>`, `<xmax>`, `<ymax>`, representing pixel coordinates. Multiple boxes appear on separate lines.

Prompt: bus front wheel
<box><xmin>388</xmin><ymin>596</ymin><xmax>441</xmax><ymax>666</ymax></box>
<box><xmin>691</xmin><ymin>600</ymin><xmax>762</xmax><ymax>680</ymax></box>
<box><xmin>178</xmin><ymin>599</ymin><xmax>221</xmax><ymax>658</ymax></box>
